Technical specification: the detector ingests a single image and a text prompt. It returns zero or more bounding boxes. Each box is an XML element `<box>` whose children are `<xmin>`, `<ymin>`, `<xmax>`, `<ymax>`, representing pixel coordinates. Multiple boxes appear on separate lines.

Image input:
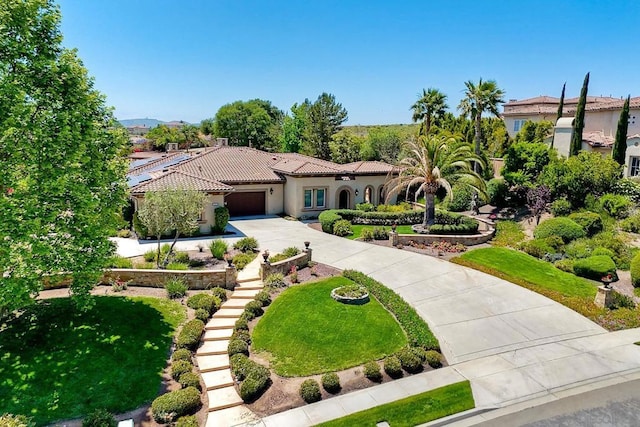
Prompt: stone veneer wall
<box><xmin>392</xmin><ymin>217</ymin><xmax>496</xmax><ymax>247</ymax></box>
<box><xmin>103</xmin><ymin>266</ymin><xmax>237</xmax><ymax>290</ymax></box>
<box><xmin>260</xmin><ymin>249</ymin><xmax>312</xmax><ymax>280</ymax></box>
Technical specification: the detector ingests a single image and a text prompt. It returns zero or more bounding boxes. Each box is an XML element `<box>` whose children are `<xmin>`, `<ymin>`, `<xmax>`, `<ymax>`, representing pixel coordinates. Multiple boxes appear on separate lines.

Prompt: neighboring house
<box><xmin>504</xmin><ymin>95</ymin><xmax>640</xmax><ymax>176</ymax></box>
<box><xmin>127</xmin><ymin>145</ymin><xmax>397</xmax><ymax>233</ymax></box>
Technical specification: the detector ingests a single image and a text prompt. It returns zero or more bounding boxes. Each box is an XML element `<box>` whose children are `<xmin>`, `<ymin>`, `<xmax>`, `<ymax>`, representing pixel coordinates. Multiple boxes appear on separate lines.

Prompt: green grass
<box><xmin>0</xmin><ymin>296</ymin><xmax>185</xmax><ymax>426</ymax></box>
<box><xmin>457</xmin><ymin>247</ymin><xmax>597</xmax><ymax>298</ymax></box>
<box><xmin>316</xmin><ymin>381</ymin><xmax>474</xmax><ymax>427</ymax></box>
<box><xmin>347</xmin><ymin>224</ymin><xmax>416</xmax><ymax>240</ymax></box>
<box><xmin>491</xmin><ymin>220</ymin><xmax>525</xmax><ymax>248</ymax></box>
<box><xmin>251</xmin><ymin>277</ymin><xmax>407</xmax><ymax>376</ymax></box>
<box><xmin>635</xmin><ymin>287</ymin><xmax>640</xmax><ymax>298</ymax></box>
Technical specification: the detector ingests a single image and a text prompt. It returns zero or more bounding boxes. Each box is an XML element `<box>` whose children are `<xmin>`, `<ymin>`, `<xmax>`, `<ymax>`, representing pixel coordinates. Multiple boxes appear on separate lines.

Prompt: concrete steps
<box><xmin>205</xmin><ymin>406</ymin><xmax>259</xmax><ymax>427</ymax></box>
<box><xmin>207</xmin><ymin>386</ymin><xmax>244</xmax><ymax>411</ymax></box>
<box><xmin>222</xmin><ymin>298</ymin><xmax>253</xmax><ymax>309</ymax></box>
<box><xmin>197</xmin><ymin>354</ymin><xmax>230</xmax><ymax>372</ymax></box>
<box><xmin>201</xmin><ymin>369</ymin><xmax>234</xmax><ymax>390</ymax></box>
<box><xmin>232</xmin><ymin>289</ymin><xmax>262</xmax><ymax>299</ymax></box>
<box><xmin>205</xmin><ymin>317</ymin><xmax>237</xmax><ymax>330</ymax></box>
<box><xmin>197</xmin><ymin>340</ymin><xmax>229</xmax><ymax>356</ymax></box>
<box><xmin>215</xmin><ymin>308</ymin><xmax>245</xmax><ymax>318</ymax></box>
<box><xmin>203</xmin><ymin>328</ymin><xmax>234</xmax><ymax>341</ymax></box>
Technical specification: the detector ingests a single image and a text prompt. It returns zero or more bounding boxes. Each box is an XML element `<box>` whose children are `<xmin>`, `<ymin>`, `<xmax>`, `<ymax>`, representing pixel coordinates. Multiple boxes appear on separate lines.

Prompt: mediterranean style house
<box><xmin>127</xmin><ymin>145</ymin><xmax>397</xmax><ymax>233</ymax></box>
<box><xmin>503</xmin><ymin>95</ymin><xmax>640</xmax><ymax>176</ymax></box>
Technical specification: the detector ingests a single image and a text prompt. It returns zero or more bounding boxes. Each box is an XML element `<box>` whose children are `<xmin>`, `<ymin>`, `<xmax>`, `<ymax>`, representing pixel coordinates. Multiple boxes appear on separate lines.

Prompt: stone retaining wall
<box><xmin>103</xmin><ymin>266</ymin><xmax>237</xmax><ymax>290</ymax></box>
<box><xmin>260</xmin><ymin>249</ymin><xmax>312</xmax><ymax>280</ymax></box>
<box><xmin>391</xmin><ymin>217</ymin><xmax>495</xmax><ymax>247</ymax></box>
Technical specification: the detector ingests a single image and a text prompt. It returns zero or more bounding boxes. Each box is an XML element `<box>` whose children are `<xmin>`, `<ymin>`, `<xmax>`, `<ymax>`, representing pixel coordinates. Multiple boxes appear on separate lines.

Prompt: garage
<box><xmin>225</xmin><ymin>191</ymin><xmax>266</xmax><ymax>216</ymax></box>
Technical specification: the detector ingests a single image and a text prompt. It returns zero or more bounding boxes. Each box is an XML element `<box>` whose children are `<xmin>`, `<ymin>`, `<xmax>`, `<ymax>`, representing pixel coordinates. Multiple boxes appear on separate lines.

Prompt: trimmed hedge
<box><xmin>172</xmin><ymin>348</ymin><xmax>192</xmax><ymax>362</ymax></box>
<box><xmin>255</xmin><ymin>290</ymin><xmax>272</xmax><ymax>307</ymax></box>
<box><xmin>363</xmin><ymin>361</ymin><xmax>382</xmax><ymax>382</ymax></box>
<box><xmin>213</xmin><ymin>206</ymin><xmax>230</xmax><ymax>234</ymax></box>
<box><xmin>568</xmin><ymin>212</ymin><xmax>603</xmax><ymax>237</ymax></box>
<box><xmin>171</xmin><ymin>360</ymin><xmax>193</xmax><ymax>380</ymax></box>
<box><xmin>396</xmin><ymin>347</ymin><xmax>424</xmax><ymax>373</ymax></box>
<box><xmin>151</xmin><ymin>387</ymin><xmax>201</xmax><ymax>424</ymax></box>
<box><xmin>300</xmin><ymin>379</ymin><xmax>322</xmax><ymax>403</ymax></box>
<box><xmin>211</xmin><ymin>286</ymin><xmax>228</xmax><ymax>302</ymax></box>
<box><xmin>319</xmin><ymin>210</ymin><xmax>343</xmax><ymax>233</ymax></box>
<box><xmin>383</xmin><ymin>355</ymin><xmax>403</xmax><ymax>378</ymax></box>
<box><xmin>425</xmin><ymin>350</ymin><xmax>443</xmax><ymax>368</ymax></box>
<box><xmin>233</xmin><ymin>252</ymin><xmax>256</xmax><ymax>271</ymax></box>
<box><xmin>231</xmin><ymin>329</ymin><xmax>251</xmax><ymax>345</ymax></box>
<box><xmin>573</xmin><ymin>255</ymin><xmax>617</xmax><ymax>281</ymax></box>
<box><xmin>228</xmin><ymin>338</ymin><xmax>249</xmax><ymax>356</ymax></box>
<box><xmin>195</xmin><ymin>308</ymin><xmax>209</xmax><ymax>322</ymax></box>
<box><xmin>244</xmin><ymin>300</ymin><xmax>264</xmax><ymax>319</ymax></box>
<box><xmin>343</xmin><ymin>270</ymin><xmax>439</xmax><ymax>350</ymax></box>
<box><xmin>321</xmin><ymin>372</ymin><xmax>341</xmax><ymax>394</ymax></box>
<box><xmin>176</xmin><ymin>319</ymin><xmax>205</xmax><ymax>350</ymax></box>
<box><xmin>229</xmin><ymin>354</ymin><xmax>271</xmax><ymax>402</ymax></box>
<box><xmin>533</xmin><ymin>217</ymin><xmax>585</xmax><ymax>243</ymax></box>
<box><xmin>178</xmin><ymin>372</ymin><xmax>202</xmax><ymax>391</ymax></box>
<box><xmin>631</xmin><ymin>252</ymin><xmax>640</xmax><ymax>287</ymax></box>
<box><xmin>176</xmin><ymin>415</ymin><xmax>199</xmax><ymax>427</ymax></box>
<box><xmin>186</xmin><ymin>293</ymin><xmax>221</xmax><ymax>315</ymax></box>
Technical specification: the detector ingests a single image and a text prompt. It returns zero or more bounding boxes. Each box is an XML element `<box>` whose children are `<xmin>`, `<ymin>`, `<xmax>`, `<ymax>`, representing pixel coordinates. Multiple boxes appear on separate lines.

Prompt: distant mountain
<box><xmin>119</xmin><ymin>118</ymin><xmax>165</xmax><ymax>128</ymax></box>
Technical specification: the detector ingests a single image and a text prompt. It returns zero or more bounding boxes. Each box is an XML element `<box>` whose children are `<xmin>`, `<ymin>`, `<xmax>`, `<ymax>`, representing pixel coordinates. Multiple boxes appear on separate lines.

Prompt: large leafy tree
<box><xmin>570</xmin><ymin>72</ymin><xmax>589</xmax><ymax>156</ymax></box>
<box><xmin>514</xmin><ymin>120</ymin><xmax>554</xmax><ymax>144</ymax></box>
<box><xmin>410</xmin><ymin>88</ymin><xmax>448</xmax><ymax>135</ymax></box>
<box><xmin>329</xmin><ymin>129</ymin><xmax>364</xmax><ymax>164</ymax></box>
<box><xmin>280</xmin><ymin>102</ymin><xmax>310</xmax><ymax>153</ymax></box>
<box><xmin>304</xmin><ymin>93</ymin><xmax>348</xmax><ymax>160</ymax></box>
<box><xmin>384</xmin><ymin>135</ymin><xmax>485</xmax><ymax>226</ymax></box>
<box><xmin>210</xmin><ymin>99</ymin><xmax>283</xmax><ymax>150</ymax></box>
<box><xmin>612</xmin><ymin>95</ymin><xmax>631</xmax><ymax>166</ymax></box>
<box><xmin>360</xmin><ymin>126</ymin><xmax>404</xmax><ymax>164</ymax></box>
<box><xmin>0</xmin><ymin>0</ymin><xmax>128</xmax><ymax>311</ymax></box>
<box><xmin>458</xmin><ymin>79</ymin><xmax>505</xmax><ymax>170</ymax></box>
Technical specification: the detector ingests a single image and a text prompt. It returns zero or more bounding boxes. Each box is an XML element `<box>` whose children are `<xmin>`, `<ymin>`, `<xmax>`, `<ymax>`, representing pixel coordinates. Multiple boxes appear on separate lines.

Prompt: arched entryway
<box><xmin>338</xmin><ymin>189</ymin><xmax>350</xmax><ymax>209</ymax></box>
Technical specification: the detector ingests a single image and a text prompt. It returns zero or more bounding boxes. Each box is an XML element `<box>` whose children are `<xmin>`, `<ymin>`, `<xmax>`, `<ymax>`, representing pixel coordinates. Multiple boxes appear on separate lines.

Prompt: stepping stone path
<box><xmin>197</xmin><ymin>277</ymin><xmax>264</xmax><ymax>426</ymax></box>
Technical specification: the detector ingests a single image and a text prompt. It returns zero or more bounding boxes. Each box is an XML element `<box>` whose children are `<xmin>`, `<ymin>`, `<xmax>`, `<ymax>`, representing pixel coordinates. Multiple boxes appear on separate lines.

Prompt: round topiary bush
<box><xmin>187</xmin><ymin>293</ymin><xmax>221</xmax><ymax>315</ymax></box>
<box><xmin>321</xmin><ymin>372</ymin><xmax>341</xmax><ymax>394</ymax></box>
<box><xmin>333</xmin><ymin>219</ymin><xmax>353</xmax><ymax>237</ymax></box>
<box><xmin>195</xmin><ymin>308</ymin><xmax>209</xmax><ymax>322</ymax></box>
<box><xmin>396</xmin><ymin>347</ymin><xmax>424</xmax><ymax>373</ymax></box>
<box><xmin>172</xmin><ymin>348</ymin><xmax>192</xmax><ymax>362</ymax></box>
<box><xmin>533</xmin><ymin>217</ymin><xmax>586</xmax><ymax>243</ymax></box>
<box><xmin>178</xmin><ymin>372</ymin><xmax>202</xmax><ymax>391</ymax></box>
<box><xmin>171</xmin><ymin>360</ymin><xmax>193</xmax><ymax>381</ymax></box>
<box><xmin>255</xmin><ymin>290</ymin><xmax>272</xmax><ymax>307</ymax></box>
<box><xmin>300</xmin><ymin>379</ymin><xmax>322</xmax><ymax>403</ymax></box>
<box><xmin>631</xmin><ymin>252</ymin><xmax>640</xmax><ymax>288</ymax></box>
<box><xmin>228</xmin><ymin>338</ymin><xmax>249</xmax><ymax>356</ymax></box>
<box><xmin>573</xmin><ymin>255</ymin><xmax>617</xmax><ymax>281</ymax></box>
<box><xmin>210</xmin><ymin>286</ymin><xmax>228</xmax><ymax>302</ymax></box>
<box><xmin>234</xmin><ymin>316</ymin><xmax>249</xmax><ymax>332</ymax></box>
<box><xmin>568</xmin><ymin>212</ymin><xmax>603</xmax><ymax>237</ymax></box>
<box><xmin>319</xmin><ymin>210</ymin><xmax>343</xmax><ymax>233</ymax></box>
<box><xmin>519</xmin><ymin>239</ymin><xmax>554</xmax><ymax>259</ymax></box>
<box><xmin>245</xmin><ymin>300</ymin><xmax>264</xmax><ymax>319</ymax></box>
<box><xmin>82</xmin><ymin>409</ymin><xmax>117</xmax><ymax>427</ymax></box>
<box><xmin>550</xmin><ymin>198</ymin><xmax>572</xmax><ymax>217</ymax></box>
<box><xmin>240</xmin><ymin>368</ymin><xmax>271</xmax><ymax>402</ymax></box>
<box><xmin>151</xmin><ymin>387</ymin><xmax>201</xmax><ymax>424</ymax></box>
<box><xmin>176</xmin><ymin>319</ymin><xmax>205</xmax><ymax>350</ymax></box>
<box><xmin>592</xmin><ymin>247</ymin><xmax>615</xmax><ymax>258</ymax></box>
<box><xmin>363</xmin><ymin>361</ymin><xmax>382</xmax><ymax>382</ymax></box>
<box><xmin>176</xmin><ymin>415</ymin><xmax>199</xmax><ymax>427</ymax></box>
<box><xmin>425</xmin><ymin>350</ymin><xmax>443</xmax><ymax>368</ymax></box>
<box><xmin>383</xmin><ymin>355</ymin><xmax>403</xmax><ymax>378</ymax></box>
<box><xmin>231</xmin><ymin>329</ymin><xmax>251</xmax><ymax>345</ymax></box>
<box><xmin>600</xmin><ymin>193</ymin><xmax>632</xmax><ymax>219</ymax></box>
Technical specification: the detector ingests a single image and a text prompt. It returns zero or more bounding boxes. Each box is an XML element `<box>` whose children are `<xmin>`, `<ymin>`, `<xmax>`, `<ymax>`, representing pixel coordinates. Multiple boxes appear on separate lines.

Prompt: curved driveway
<box><xmin>228</xmin><ymin>217</ymin><xmax>605</xmax><ymax>365</ymax></box>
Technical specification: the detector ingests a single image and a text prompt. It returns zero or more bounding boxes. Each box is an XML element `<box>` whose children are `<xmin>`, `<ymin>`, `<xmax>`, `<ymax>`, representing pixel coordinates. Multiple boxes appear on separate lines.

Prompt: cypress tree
<box><xmin>570</xmin><ymin>72</ymin><xmax>589</xmax><ymax>156</ymax></box>
<box><xmin>551</xmin><ymin>82</ymin><xmax>566</xmax><ymax>149</ymax></box>
<box><xmin>612</xmin><ymin>95</ymin><xmax>631</xmax><ymax>166</ymax></box>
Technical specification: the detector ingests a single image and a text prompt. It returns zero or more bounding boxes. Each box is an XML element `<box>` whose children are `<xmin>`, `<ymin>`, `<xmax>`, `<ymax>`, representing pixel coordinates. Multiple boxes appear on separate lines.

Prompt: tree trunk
<box><xmin>425</xmin><ymin>115</ymin><xmax>431</xmax><ymax>135</ymax></box>
<box><xmin>156</xmin><ymin>238</ymin><xmax>162</xmax><ymax>269</ymax></box>
<box><xmin>424</xmin><ymin>192</ymin><xmax>436</xmax><ymax>226</ymax></box>
<box><xmin>162</xmin><ymin>232</ymin><xmax>181</xmax><ymax>268</ymax></box>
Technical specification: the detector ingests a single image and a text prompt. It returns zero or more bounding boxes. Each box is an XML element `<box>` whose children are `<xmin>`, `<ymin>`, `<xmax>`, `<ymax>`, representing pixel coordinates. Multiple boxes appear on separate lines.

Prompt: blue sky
<box><xmin>58</xmin><ymin>0</ymin><xmax>639</xmax><ymax>125</ymax></box>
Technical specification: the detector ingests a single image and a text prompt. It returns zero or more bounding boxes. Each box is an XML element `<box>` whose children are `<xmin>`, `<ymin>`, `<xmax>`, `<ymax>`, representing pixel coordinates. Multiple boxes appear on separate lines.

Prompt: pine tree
<box><xmin>570</xmin><ymin>73</ymin><xmax>589</xmax><ymax>156</ymax></box>
<box><xmin>612</xmin><ymin>95</ymin><xmax>631</xmax><ymax>166</ymax></box>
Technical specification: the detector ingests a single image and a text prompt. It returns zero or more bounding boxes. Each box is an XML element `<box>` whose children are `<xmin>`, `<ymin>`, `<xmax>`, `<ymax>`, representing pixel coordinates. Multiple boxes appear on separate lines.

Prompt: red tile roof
<box><xmin>342</xmin><ymin>161</ymin><xmax>397</xmax><ymax>174</ymax></box>
<box><xmin>130</xmin><ymin>170</ymin><xmax>232</xmax><ymax>193</ymax></box>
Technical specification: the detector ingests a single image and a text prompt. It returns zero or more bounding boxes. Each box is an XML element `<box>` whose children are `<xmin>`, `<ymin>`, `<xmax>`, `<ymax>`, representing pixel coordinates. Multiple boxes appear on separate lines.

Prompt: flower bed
<box><xmin>331</xmin><ymin>284</ymin><xmax>370</xmax><ymax>305</ymax></box>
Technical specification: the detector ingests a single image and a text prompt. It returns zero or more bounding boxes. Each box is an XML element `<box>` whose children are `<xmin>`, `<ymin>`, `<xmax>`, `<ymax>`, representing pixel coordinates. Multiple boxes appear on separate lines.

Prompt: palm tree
<box><xmin>411</xmin><ymin>88</ymin><xmax>448</xmax><ymax>135</ymax></box>
<box><xmin>384</xmin><ymin>134</ymin><xmax>486</xmax><ymax>227</ymax></box>
<box><xmin>458</xmin><ymin>79</ymin><xmax>505</xmax><ymax>169</ymax></box>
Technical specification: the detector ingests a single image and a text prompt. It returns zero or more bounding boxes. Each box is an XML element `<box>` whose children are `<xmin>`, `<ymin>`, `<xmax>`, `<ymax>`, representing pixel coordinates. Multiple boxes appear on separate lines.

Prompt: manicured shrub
<box><xmin>632</xmin><ymin>252</ymin><xmax>640</xmax><ymax>287</ymax></box>
<box><xmin>396</xmin><ymin>347</ymin><xmax>424</xmax><ymax>373</ymax></box>
<box><xmin>573</xmin><ymin>255</ymin><xmax>617</xmax><ymax>281</ymax></box>
<box><xmin>425</xmin><ymin>350</ymin><xmax>443</xmax><ymax>368</ymax></box>
<box><xmin>533</xmin><ymin>217</ymin><xmax>585</xmax><ymax>243</ymax></box>
<box><xmin>520</xmin><ymin>239</ymin><xmax>554</xmax><ymax>259</ymax></box>
<box><xmin>333</xmin><ymin>219</ymin><xmax>353</xmax><ymax>237</ymax></box>
<box><xmin>550</xmin><ymin>198</ymin><xmax>572</xmax><ymax>217</ymax></box>
<box><xmin>195</xmin><ymin>308</ymin><xmax>209</xmax><ymax>322</ymax></box>
<box><xmin>187</xmin><ymin>293</ymin><xmax>221</xmax><ymax>314</ymax></box>
<box><xmin>230</xmin><ymin>354</ymin><xmax>270</xmax><ymax>402</ymax></box>
<box><xmin>363</xmin><ymin>361</ymin><xmax>382</xmax><ymax>382</ymax></box>
<box><xmin>592</xmin><ymin>247</ymin><xmax>615</xmax><ymax>258</ymax></box>
<box><xmin>230</xmin><ymin>354</ymin><xmax>251</xmax><ymax>380</ymax></box>
<box><xmin>383</xmin><ymin>355</ymin><xmax>403</xmax><ymax>378</ymax></box>
<box><xmin>213</xmin><ymin>206</ymin><xmax>230</xmax><ymax>234</ymax></box>
<box><xmin>342</xmin><ymin>270</ymin><xmax>439</xmax><ymax>350</ymax></box>
<box><xmin>356</xmin><ymin>202</ymin><xmax>375</xmax><ymax>212</ymax></box>
<box><xmin>620</xmin><ymin>213</ymin><xmax>640</xmax><ymax>233</ymax></box>
<box><xmin>151</xmin><ymin>387</ymin><xmax>201</xmax><ymax>424</ymax></box>
<box><xmin>568</xmin><ymin>212</ymin><xmax>603</xmax><ymax>237</ymax></box>
<box><xmin>564</xmin><ymin>238</ymin><xmax>592</xmax><ymax>259</ymax></box>
<box><xmin>176</xmin><ymin>415</ymin><xmax>199</xmax><ymax>427</ymax></box>
<box><xmin>234</xmin><ymin>316</ymin><xmax>249</xmax><ymax>332</ymax></box>
<box><xmin>300</xmin><ymin>379</ymin><xmax>322</xmax><ymax>403</ymax></box>
<box><xmin>172</xmin><ymin>348</ymin><xmax>192</xmax><ymax>362</ymax></box>
<box><xmin>231</xmin><ymin>329</ymin><xmax>251</xmax><ymax>345</ymax></box>
<box><xmin>107</xmin><ymin>255</ymin><xmax>133</xmax><ymax>269</ymax></box>
<box><xmin>591</xmin><ymin>231</ymin><xmax>634</xmax><ymax>270</ymax></box>
<box><xmin>178</xmin><ymin>372</ymin><xmax>201</xmax><ymax>390</ymax></box>
<box><xmin>176</xmin><ymin>319</ymin><xmax>205</xmax><ymax>350</ymax></box>
<box><xmin>445</xmin><ymin>183</ymin><xmax>474</xmax><ymax>212</ymax></box>
<box><xmin>321</xmin><ymin>372</ymin><xmax>341</xmax><ymax>394</ymax></box>
<box><xmin>264</xmin><ymin>273</ymin><xmax>287</xmax><ymax>288</ymax></box>
<box><xmin>232</xmin><ymin>252</ymin><xmax>256</xmax><ymax>271</ymax></box>
<box><xmin>319</xmin><ymin>210</ymin><xmax>343</xmax><ymax>233</ymax></box>
<box><xmin>165</xmin><ymin>277</ymin><xmax>189</xmax><ymax>299</ymax></box>
<box><xmin>244</xmin><ymin>300</ymin><xmax>264</xmax><ymax>319</ymax></box>
<box><xmin>255</xmin><ymin>290</ymin><xmax>272</xmax><ymax>307</ymax></box>
<box><xmin>82</xmin><ymin>409</ymin><xmax>116</xmax><ymax>427</ymax></box>
<box><xmin>233</xmin><ymin>237</ymin><xmax>259</xmax><ymax>253</ymax></box>
<box><xmin>210</xmin><ymin>286</ymin><xmax>228</xmax><ymax>302</ymax></box>
<box><xmin>166</xmin><ymin>262</ymin><xmax>189</xmax><ymax>270</ymax></box>
<box><xmin>554</xmin><ymin>259</ymin><xmax>575</xmax><ymax>273</ymax></box>
<box><xmin>487</xmin><ymin>178</ymin><xmax>509</xmax><ymax>207</ymax></box>
<box><xmin>228</xmin><ymin>338</ymin><xmax>249</xmax><ymax>356</ymax></box>
<box><xmin>209</xmin><ymin>239</ymin><xmax>228</xmax><ymax>260</ymax></box>
<box><xmin>372</xmin><ymin>226</ymin><xmax>389</xmax><ymax>240</ymax></box>
<box><xmin>171</xmin><ymin>360</ymin><xmax>193</xmax><ymax>381</ymax></box>
<box><xmin>600</xmin><ymin>193</ymin><xmax>632</xmax><ymax>219</ymax></box>
<box><xmin>361</xmin><ymin>228</ymin><xmax>374</xmax><ymax>241</ymax></box>
<box><xmin>143</xmin><ymin>250</ymin><xmax>157</xmax><ymax>263</ymax></box>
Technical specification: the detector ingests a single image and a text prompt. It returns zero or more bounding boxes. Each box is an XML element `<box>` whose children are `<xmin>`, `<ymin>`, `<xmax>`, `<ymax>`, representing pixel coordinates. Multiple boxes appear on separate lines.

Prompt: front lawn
<box><xmin>251</xmin><ymin>277</ymin><xmax>407</xmax><ymax>376</ymax></box>
<box><xmin>347</xmin><ymin>224</ymin><xmax>416</xmax><ymax>240</ymax></box>
<box><xmin>0</xmin><ymin>296</ymin><xmax>185</xmax><ymax>425</ymax></box>
<box><xmin>316</xmin><ymin>381</ymin><xmax>474</xmax><ymax>427</ymax></box>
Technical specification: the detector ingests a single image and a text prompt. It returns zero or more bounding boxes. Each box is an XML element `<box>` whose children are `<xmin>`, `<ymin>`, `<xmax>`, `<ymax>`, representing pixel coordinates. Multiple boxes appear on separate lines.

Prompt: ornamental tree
<box><xmin>0</xmin><ymin>0</ymin><xmax>128</xmax><ymax>312</ymax></box>
<box><xmin>570</xmin><ymin>72</ymin><xmax>589</xmax><ymax>156</ymax></box>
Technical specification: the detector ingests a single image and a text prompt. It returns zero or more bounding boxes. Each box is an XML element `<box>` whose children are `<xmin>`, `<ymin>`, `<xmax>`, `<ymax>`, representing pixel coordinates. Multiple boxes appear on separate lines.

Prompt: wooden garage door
<box><xmin>225</xmin><ymin>191</ymin><xmax>266</xmax><ymax>216</ymax></box>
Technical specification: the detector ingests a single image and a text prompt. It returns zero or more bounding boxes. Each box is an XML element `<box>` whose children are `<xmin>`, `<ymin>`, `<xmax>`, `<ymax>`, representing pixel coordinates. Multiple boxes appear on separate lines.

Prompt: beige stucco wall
<box><xmin>625</xmin><ymin>137</ymin><xmax>640</xmax><ymax>177</ymax></box>
<box><xmin>225</xmin><ymin>183</ymin><xmax>284</xmax><ymax>215</ymax></box>
<box><xmin>504</xmin><ymin>115</ymin><xmax>556</xmax><ymax>137</ymax></box>
<box><xmin>283</xmin><ymin>175</ymin><xmax>393</xmax><ymax>218</ymax></box>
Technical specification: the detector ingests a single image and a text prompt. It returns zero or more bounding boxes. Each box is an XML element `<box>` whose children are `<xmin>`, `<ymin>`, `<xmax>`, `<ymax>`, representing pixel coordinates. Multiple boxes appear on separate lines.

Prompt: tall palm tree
<box><xmin>411</xmin><ymin>88</ymin><xmax>448</xmax><ymax>135</ymax></box>
<box><xmin>458</xmin><ymin>79</ymin><xmax>505</xmax><ymax>168</ymax></box>
<box><xmin>384</xmin><ymin>134</ymin><xmax>485</xmax><ymax>227</ymax></box>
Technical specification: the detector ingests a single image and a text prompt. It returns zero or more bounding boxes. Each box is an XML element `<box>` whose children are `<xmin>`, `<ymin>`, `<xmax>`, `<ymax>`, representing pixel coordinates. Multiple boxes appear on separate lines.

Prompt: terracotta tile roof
<box><xmin>175</xmin><ymin>146</ymin><xmax>285</xmax><ymax>183</ymax></box>
<box><xmin>130</xmin><ymin>170</ymin><xmax>233</xmax><ymax>193</ymax></box>
<box><xmin>503</xmin><ymin>95</ymin><xmax>625</xmax><ymax>116</ymax></box>
<box><xmin>342</xmin><ymin>161</ymin><xmax>398</xmax><ymax>173</ymax></box>
<box><xmin>272</xmin><ymin>153</ymin><xmax>343</xmax><ymax>175</ymax></box>
<box><xmin>582</xmin><ymin>131</ymin><xmax>614</xmax><ymax>147</ymax></box>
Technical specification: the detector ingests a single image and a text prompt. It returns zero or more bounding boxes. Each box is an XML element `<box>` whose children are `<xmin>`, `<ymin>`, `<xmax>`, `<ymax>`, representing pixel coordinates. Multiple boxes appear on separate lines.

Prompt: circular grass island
<box><xmin>251</xmin><ymin>277</ymin><xmax>407</xmax><ymax>376</ymax></box>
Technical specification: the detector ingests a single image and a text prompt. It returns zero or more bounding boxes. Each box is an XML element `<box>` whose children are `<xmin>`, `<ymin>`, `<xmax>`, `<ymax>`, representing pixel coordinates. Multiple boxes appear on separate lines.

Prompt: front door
<box><xmin>338</xmin><ymin>189</ymin><xmax>350</xmax><ymax>209</ymax></box>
